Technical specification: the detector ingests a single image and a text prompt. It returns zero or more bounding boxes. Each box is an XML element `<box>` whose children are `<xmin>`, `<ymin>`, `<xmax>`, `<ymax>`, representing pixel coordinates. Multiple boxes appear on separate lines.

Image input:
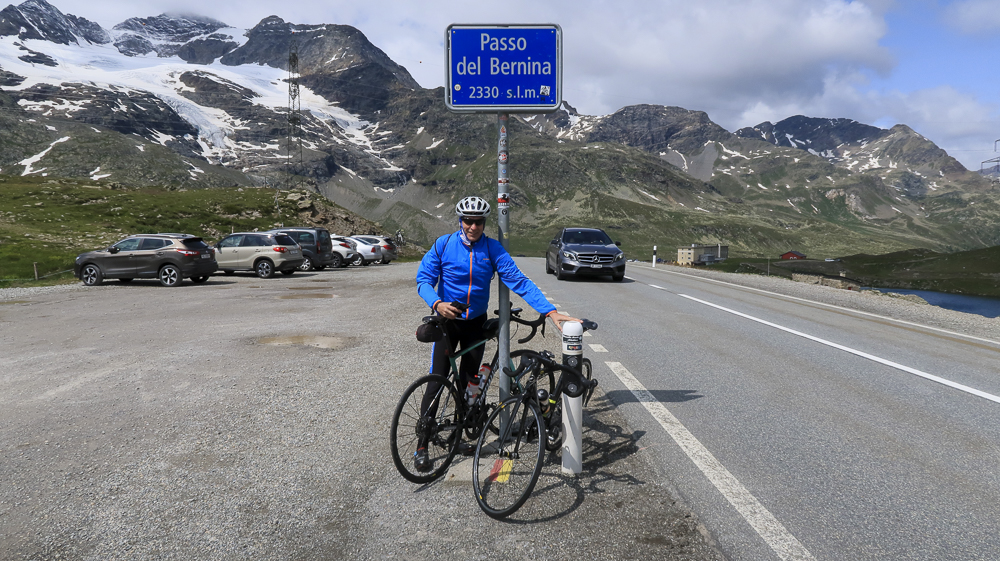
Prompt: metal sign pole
<box><xmin>497</xmin><ymin>113</ymin><xmax>511</xmax><ymax>424</ymax></box>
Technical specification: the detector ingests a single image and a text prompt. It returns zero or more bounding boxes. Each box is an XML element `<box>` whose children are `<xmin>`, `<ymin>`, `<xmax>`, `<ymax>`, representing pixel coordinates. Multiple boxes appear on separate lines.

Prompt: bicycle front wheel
<box><xmin>472</xmin><ymin>396</ymin><xmax>545</xmax><ymax>519</ymax></box>
<box><xmin>390</xmin><ymin>375</ymin><xmax>462</xmax><ymax>483</ymax></box>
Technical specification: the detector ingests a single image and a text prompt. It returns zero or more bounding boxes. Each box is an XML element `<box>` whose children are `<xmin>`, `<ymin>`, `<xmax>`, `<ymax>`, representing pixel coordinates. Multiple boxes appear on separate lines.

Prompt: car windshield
<box><xmin>563</xmin><ymin>230</ymin><xmax>613</xmax><ymax>245</ymax></box>
<box><xmin>274</xmin><ymin>234</ymin><xmax>297</xmax><ymax>246</ymax></box>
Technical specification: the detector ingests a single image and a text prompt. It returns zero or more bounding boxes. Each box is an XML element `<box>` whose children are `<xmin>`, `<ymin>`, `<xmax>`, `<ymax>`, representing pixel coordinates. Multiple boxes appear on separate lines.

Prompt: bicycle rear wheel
<box><xmin>544</xmin><ymin>358</ymin><xmax>592</xmax><ymax>452</ymax></box>
<box><xmin>472</xmin><ymin>396</ymin><xmax>545</xmax><ymax>519</ymax></box>
<box><xmin>390</xmin><ymin>375</ymin><xmax>462</xmax><ymax>483</ymax></box>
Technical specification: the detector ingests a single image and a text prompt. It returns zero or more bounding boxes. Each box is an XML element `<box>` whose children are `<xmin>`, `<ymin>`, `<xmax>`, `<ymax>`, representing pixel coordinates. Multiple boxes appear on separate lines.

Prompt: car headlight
<box><xmin>614</xmin><ymin>253</ymin><xmax>624</xmax><ymax>261</ymax></box>
<box><xmin>562</xmin><ymin>250</ymin><xmax>578</xmax><ymax>261</ymax></box>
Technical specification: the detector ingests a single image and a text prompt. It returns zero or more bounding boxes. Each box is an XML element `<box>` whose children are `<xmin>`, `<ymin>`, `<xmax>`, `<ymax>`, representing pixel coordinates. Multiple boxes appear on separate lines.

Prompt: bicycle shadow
<box><xmin>494</xmin><ymin>393</ymin><xmax>653</xmax><ymax>524</ymax></box>
<box><xmin>604</xmin><ymin>389</ymin><xmax>705</xmax><ymax>405</ymax></box>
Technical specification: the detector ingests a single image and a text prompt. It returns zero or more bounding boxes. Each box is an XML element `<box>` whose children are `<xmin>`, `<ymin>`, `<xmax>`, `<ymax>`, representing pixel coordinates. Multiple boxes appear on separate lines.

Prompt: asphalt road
<box><xmin>528</xmin><ymin>259</ymin><xmax>1000</xmax><ymax>561</ymax></box>
<box><xmin>0</xmin><ymin>262</ymin><xmax>724</xmax><ymax>561</ymax></box>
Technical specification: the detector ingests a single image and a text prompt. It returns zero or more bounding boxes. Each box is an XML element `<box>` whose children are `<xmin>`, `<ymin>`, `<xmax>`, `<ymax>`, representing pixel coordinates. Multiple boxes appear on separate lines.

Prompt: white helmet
<box><xmin>455</xmin><ymin>196</ymin><xmax>491</xmax><ymax>218</ymax></box>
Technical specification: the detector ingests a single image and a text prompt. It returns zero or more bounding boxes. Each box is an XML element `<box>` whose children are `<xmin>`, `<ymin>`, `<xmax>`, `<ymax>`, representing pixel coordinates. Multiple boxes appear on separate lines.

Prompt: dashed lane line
<box><xmin>606</xmin><ymin>361</ymin><xmax>816</xmax><ymax>561</ymax></box>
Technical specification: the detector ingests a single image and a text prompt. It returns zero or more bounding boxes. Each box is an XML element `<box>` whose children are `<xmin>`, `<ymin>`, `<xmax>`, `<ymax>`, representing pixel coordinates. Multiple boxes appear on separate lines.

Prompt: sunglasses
<box><xmin>461</xmin><ymin>217</ymin><xmax>485</xmax><ymax>226</ymax></box>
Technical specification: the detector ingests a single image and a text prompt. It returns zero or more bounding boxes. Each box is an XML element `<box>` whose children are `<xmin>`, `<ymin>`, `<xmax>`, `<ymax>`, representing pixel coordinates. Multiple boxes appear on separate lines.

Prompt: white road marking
<box><xmin>652</xmin><ymin>267</ymin><xmax>1000</xmax><ymax>347</ymax></box>
<box><xmin>583</xmin><ymin>331</ymin><xmax>592</xmax><ymax>337</ymax></box>
<box><xmin>679</xmin><ymin>294</ymin><xmax>1000</xmax><ymax>405</ymax></box>
<box><xmin>588</xmin><ymin>343</ymin><xmax>608</xmax><ymax>353</ymax></box>
<box><xmin>606</xmin><ymin>361</ymin><xmax>815</xmax><ymax>561</ymax></box>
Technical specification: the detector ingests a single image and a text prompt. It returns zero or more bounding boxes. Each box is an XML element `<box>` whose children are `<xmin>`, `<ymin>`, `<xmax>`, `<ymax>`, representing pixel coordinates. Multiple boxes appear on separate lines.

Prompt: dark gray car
<box><xmin>74</xmin><ymin>233</ymin><xmax>218</xmax><ymax>287</ymax></box>
<box><xmin>545</xmin><ymin>227</ymin><xmax>625</xmax><ymax>282</ymax></box>
<box><xmin>268</xmin><ymin>227</ymin><xmax>340</xmax><ymax>270</ymax></box>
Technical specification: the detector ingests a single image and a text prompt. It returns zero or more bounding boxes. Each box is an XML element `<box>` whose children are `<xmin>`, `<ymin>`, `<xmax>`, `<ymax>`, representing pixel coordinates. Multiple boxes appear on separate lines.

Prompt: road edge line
<box><xmin>679</xmin><ymin>293</ymin><xmax>1000</xmax><ymax>405</ymax></box>
<box><xmin>606</xmin><ymin>361</ymin><xmax>815</xmax><ymax>561</ymax></box>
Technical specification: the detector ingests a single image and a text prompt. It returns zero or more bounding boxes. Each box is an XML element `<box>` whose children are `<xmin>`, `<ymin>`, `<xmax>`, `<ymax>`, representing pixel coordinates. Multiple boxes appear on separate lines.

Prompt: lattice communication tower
<box><xmin>286</xmin><ymin>41</ymin><xmax>304</xmax><ymax>189</ymax></box>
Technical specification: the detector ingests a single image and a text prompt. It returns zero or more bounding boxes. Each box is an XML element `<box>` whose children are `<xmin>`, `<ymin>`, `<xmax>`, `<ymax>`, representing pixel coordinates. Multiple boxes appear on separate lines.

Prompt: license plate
<box><xmin>590</xmin><ymin>264</ymin><xmax>603</xmax><ymax>268</ymax></box>
<box><xmin>201</xmin><ymin>254</ymin><xmax>210</xmax><ymax>259</ymax></box>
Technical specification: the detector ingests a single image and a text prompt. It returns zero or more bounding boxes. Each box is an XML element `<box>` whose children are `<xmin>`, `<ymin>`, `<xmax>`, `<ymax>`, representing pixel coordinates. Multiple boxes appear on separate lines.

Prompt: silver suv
<box><xmin>214</xmin><ymin>232</ymin><xmax>304</xmax><ymax>278</ymax></box>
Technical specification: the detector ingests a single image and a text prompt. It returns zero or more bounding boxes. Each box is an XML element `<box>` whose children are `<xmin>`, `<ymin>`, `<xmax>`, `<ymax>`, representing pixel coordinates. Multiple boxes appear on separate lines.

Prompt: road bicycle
<box><xmin>389</xmin><ymin>304</ymin><xmax>555</xmax><ymax>483</ymax></box>
<box><xmin>472</xmin><ymin>319</ymin><xmax>598</xmax><ymax>519</ymax></box>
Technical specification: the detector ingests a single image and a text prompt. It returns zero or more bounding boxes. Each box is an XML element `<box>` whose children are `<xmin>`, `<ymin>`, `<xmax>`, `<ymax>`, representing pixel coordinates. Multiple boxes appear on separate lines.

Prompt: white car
<box><xmin>347</xmin><ymin>236</ymin><xmax>383</xmax><ymax>266</ymax></box>
<box><xmin>214</xmin><ymin>232</ymin><xmax>304</xmax><ymax>278</ymax></box>
<box><xmin>362</xmin><ymin>235</ymin><xmax>398</xmax><ymax>264</ymax></box>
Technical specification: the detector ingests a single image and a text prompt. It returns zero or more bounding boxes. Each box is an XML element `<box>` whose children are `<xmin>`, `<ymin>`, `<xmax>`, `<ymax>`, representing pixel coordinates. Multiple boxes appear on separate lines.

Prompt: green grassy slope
<box><xmin>0</xmin><ymin>176</ymin><xmax>372</xmax><ymax>283</ymax></box>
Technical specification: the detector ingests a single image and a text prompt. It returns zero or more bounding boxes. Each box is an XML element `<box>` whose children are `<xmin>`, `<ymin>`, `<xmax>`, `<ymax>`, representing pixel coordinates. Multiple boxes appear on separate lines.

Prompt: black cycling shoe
<box><xmin>414</xmin><ymin>447</ymin><xmax>432</xmax><ymax>473</ymax></box>
<box><xmin>457</xmin><ymin>442</ymin><xmax>476</xmax><ymax>456</ymax></box>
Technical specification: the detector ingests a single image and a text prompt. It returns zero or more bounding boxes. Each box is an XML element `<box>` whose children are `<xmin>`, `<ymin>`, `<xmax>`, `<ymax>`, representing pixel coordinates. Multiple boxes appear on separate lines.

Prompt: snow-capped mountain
<box><xmin>0</xmin><ymin>0</ymin><xmax>418</xmax><ymax>190</ymax></box>
<box><xmin>734</xmin><ymin>116</ymin><xmax>967</xmax><ymax>179</ymax></box>
<box><xmin>2</xmin><ymin>0</ymin><xmax>999</xmax><ymax>253</ymax></box>
<box><xmin>0</xmin><ymin>0</ymin><xmax>107</xmax><ymax>45</ymax></box>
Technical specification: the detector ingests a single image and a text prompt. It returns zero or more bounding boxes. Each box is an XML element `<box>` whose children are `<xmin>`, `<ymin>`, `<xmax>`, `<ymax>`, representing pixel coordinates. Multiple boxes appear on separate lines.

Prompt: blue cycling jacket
<box><xmin>416</xmin><ymin>231</ymin><xmax>556</xmax><ymax>320</ymax></box>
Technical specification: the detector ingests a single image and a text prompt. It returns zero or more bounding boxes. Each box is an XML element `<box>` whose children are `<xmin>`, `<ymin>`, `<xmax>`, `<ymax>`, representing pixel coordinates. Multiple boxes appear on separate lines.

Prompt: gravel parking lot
<box><xmin>0</xmin><ymin>264</ymin><xmax>725</xmax><ymax>561</ymax></box>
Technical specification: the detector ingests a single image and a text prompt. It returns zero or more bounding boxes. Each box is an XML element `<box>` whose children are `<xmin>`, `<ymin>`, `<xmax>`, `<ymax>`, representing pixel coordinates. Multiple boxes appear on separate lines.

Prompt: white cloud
<box><xmin>944</xmin><ymin>0</ymin><xmax>1000</xmax><ymax>34</ymax></box>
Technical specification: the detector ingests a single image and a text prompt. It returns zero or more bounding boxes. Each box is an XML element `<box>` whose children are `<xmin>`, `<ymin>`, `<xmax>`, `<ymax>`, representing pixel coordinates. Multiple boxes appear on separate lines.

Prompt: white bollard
<box><xmin>562</xmin><ymin>390</ymin><xmax>583</xmax><ymax>474</ymax></box>
<box><xmin>652</xmin><ymin>245</ymin><xmax>657</xmax><ymax>268</ymax></box>
<box><xmin>560</xmin><ymin>321</ymin><xmax>584</xmax><ymax>475</ymax></box>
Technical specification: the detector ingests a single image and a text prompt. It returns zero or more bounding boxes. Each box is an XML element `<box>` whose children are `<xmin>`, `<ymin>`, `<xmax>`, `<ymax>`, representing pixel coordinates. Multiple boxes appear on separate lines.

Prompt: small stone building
<box><xmin>677</xmin><ymin>244</ymin><xmax>729</xmax><ymax>265</ymax></box>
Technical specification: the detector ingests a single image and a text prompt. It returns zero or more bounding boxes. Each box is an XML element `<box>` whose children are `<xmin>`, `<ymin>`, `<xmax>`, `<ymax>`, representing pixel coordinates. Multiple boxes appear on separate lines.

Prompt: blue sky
<box><xmin>48</xmin><ymin>0</ymin><xmax>1000</xmax><ymax>170</ymax></box>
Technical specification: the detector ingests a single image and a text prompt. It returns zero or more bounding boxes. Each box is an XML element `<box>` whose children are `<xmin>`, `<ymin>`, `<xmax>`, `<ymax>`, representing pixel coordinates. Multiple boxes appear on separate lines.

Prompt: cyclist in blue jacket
<box><xmin>414</xmin><ymin>195</ymin><xmax>578</xmax><ymax>471</ymax></box>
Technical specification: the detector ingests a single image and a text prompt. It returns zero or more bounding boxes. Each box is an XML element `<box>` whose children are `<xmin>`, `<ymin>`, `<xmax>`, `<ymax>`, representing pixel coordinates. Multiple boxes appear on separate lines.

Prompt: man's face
<box><xmin>461</xmin><ymin>216</ymin><xmax>485</xmax><ymax>242</ymax></box>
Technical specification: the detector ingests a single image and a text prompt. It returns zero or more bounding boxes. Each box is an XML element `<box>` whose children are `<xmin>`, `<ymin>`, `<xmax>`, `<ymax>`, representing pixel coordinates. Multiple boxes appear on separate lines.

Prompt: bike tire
<box><xmin>544</xmin><ymin>358</ymin><xmax>593</xmax><ymax>452</ymax></box>
<box><xmin>472</xmin><ymin>396</ymin><xmax>545</xmax><ymax>519</ymax></box>
<box><xmin>390</xmin><ymin>375</ymin><xmax>462</xmax><ymax>484</ymax></box>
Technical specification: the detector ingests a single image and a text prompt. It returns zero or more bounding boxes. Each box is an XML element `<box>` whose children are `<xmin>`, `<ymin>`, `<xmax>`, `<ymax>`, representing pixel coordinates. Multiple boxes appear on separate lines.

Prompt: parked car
<box><xmin>214</xmin><ymin>232</ymin><xmax>304</xmax><ymax>278</ymax></box>
<box><xmin>546</xmin><ymin>227</ymin><xmax>625</xmax><ymax>282</ymax></box>
<box><xmin>346</xmin><ymin>236</ymin><xmax>383</xmax><ymax>266</ymax></box>
<box><xmin>358</xmin><ymin>235</ymin><xmax>397</xmax><ymax>264</ymax></box>
<box><xmin>268</xmin><ymin>227</ymin><xmax>337</xmax><ymax>270</ymax></box>
<box><xmin>329</xmin><ymin>235</ymin><xmax>360</xmax><ymax>268</ymax></box>
<box><xmin>74</xmin><ymin>233</ymin><xmax>217</xmax><ymax>287</ymax></box>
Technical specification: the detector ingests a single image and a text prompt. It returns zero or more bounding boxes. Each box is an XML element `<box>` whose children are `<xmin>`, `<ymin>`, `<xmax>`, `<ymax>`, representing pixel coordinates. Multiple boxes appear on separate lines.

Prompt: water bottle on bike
<box><xmin>466</xmin><ymin>363</ymin><xmax>490</xmax><ymax>405</ymax></box>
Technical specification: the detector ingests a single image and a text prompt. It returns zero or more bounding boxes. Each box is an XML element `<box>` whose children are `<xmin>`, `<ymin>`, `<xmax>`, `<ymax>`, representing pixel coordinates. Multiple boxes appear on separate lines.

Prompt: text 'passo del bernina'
<box><xmin>453</xmin><ymin>33</ymin><xmax>553</xmax><ymax>76</ymax></box>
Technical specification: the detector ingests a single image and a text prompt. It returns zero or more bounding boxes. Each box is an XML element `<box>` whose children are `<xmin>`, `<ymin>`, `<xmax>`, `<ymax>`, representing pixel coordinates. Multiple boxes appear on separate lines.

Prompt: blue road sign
<box><xmin>446</xmin><ymin>24</ymin><xmax>562</xmax><ymax>113</ymax></box>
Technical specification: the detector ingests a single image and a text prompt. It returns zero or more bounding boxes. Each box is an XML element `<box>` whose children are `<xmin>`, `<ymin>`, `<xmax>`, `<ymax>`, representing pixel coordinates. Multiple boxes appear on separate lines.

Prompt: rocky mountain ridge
<box><xmin>1</xmin><ymin>0</ymin><xmax>998</xmax><ymax>256</ymax></box>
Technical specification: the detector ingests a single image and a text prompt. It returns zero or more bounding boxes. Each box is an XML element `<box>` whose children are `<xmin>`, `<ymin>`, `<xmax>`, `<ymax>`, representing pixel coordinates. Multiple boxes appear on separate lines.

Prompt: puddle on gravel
<box><xmin>0</xmin><ymin>301</ymin><xmax>30</xmax><ymax>305</ymax></box>
<box><xmin>309</xmin><ymin>279</ymin><xmax>335</xmax><ymax>283</ymax></box>
<box><xmin>258</xmin><ymin>335</ymin><xmax>354</xmax><ymax>350</ymax></box>
<box><xmin>278</xmin><ymin>293</ymin><xmax>338</xmax><ymax>299</ymax></box>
